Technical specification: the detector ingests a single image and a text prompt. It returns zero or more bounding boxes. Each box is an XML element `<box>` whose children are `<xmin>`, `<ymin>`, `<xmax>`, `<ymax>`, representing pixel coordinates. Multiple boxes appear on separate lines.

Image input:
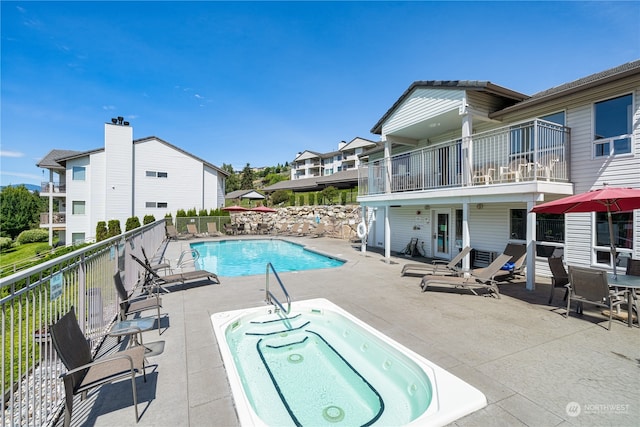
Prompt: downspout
<box><xmin>526</xmin><ymin>199</ymin><xmax>536</xmax><ymax>291</ymax></box>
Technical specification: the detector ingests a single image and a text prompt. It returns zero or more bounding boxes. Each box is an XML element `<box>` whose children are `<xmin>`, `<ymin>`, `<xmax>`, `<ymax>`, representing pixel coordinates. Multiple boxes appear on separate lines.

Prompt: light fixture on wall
<box><xmin>476</xmin><ymin>203</ymin><xmax>484</xmax><ymax>209</ymax></box>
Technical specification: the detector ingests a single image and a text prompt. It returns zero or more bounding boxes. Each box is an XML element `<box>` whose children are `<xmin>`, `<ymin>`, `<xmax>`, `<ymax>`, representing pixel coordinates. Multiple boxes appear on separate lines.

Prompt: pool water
<box><xmin>191</xmin><ymin>239</ymin><xmax>344</xmax><ymax>277</ymax></box>
<box><xmin>216</xmin><ymin>301</ymin><xmax>434</xmax><ymax>426</ymax></box>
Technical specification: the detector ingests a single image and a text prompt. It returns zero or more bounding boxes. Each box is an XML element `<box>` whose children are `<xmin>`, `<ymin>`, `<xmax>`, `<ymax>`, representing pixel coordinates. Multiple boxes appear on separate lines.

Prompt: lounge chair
<box><xmin>114</xmin><ymin>271</ymin><xmax>164</xmax><ymax>334</ymax></box>
<box><xmin>420</xmin><ymin>253</ymin><xmax>512</xmax><ymax>298</ymax></box>
<box><xmin>401</xmin><ymin>246</ymin><xmax>472</xmax><ymax>277</ymax></box>
<box><xmin>485</xmin><ymin>243</ymin><xmax>527</xmax><ymax>282</ymax></box>
<box><xmin>131</xmin><ymin>254</ymin><xmax>220</xmax><ymax>289</ymax></box>
<box><xmin>566</xmin><ymin>266</ymin><xmax>625</xmax><ymax>330</ymax></box>
<box><xmin>186</xmin><ymin>223</ymin><xmax>206</xmax><ymax>238</ymax></box>
<box><xmin>166</xmin><ymin>224</ymin><xmax>191</xmax><ymax>240</ymax></box>
<box><xmin>310</xmin><ymin>223</ymin><xmax>326</xmax><ymax>238</ymax></box>
<box><xmin>207</xmin><ymin>222</ymin><xmax>222</xmax><ymax>236</ymax></box>
<box><xmin>50</xmin><ymin>307</ymin><xmax>146</xmax><ymax>427</ymax></box>
<box><xmin>223</xmin><ymin>223</ymin><xmax>237</xmax><ymax>235</ymax></box>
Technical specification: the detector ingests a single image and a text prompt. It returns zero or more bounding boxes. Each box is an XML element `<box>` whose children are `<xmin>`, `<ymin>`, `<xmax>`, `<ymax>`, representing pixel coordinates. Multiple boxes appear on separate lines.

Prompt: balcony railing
<box><xmin>359</xmin><ymin>119</ymin><xmax>569</xmax><ymax>196</ymax></box>
<box><xmin>39</xmin><ymin>212</ymin><xmax>66</xmax><ymax>225</ymax></box>
<box><xmin>0</xmin><ymin>220</ymin><xmax>166</xmax><ymax>427</ymax></box>
<box><xmin>40</xmin><ymin>182</ymin><xmax>66</xmax><ymax>193</ymax></box>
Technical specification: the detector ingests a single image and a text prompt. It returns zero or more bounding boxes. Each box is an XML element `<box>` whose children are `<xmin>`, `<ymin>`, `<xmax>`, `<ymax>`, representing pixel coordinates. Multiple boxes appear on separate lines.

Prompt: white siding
<box><xmin>382</xmin><ymin>89</ymin><xmax>464</xmax><ymax>135</ymax></box>
<box><xmin>65</xmin><ymin>157</ymin><xmax>92</xmax><ymax>243</ymax></box>
<box><xmin>89</xmin><ymin>152</ymin><xmax>106</xmax><ymax>240</ymax></box>
<box><xmin>134</xmin><ymin>139</ymin><xmax>206</xmax><ymax>218</ymax></box>
<box><xmin>105</xmin><ymin>124</ymin><xmax>134</xmax><ymax>227</ymax></box>
<box><xmin>203</xmin><ymin>165</ymin><xmax>223</xmax><ymax>211</ymax></box>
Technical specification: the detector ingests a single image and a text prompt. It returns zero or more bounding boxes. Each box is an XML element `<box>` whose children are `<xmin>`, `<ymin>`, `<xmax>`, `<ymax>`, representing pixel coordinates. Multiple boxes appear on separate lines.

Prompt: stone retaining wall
<box><xmin>233</xmin><ymin>205</ymin><xmax>362</xmax><ymax>240</ymax></box>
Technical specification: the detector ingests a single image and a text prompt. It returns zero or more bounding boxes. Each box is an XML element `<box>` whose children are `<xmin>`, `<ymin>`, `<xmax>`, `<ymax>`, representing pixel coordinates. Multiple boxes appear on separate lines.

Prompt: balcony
<box><xmin>358</xmin><ymin>119</ymin><xmax>569</xmax><ymax>196</ymax></box>
<box><xmin>40</xmin><ymin>182</ymin><xmax>66</xmax><ymax>194</ymax></box>
<box><xmin>40</xmin><ymin>212</ymin><xmax>66</xmax><ymax>226</ymax></box>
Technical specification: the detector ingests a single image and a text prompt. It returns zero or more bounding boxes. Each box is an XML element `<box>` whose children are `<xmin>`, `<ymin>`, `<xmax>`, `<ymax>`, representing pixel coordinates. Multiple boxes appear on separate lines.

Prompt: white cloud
<box><xmin>0</xmin><ymin>151</ymin><xmax>24</xmax><ymax>158</ymax></box>
<box><xmin>102</xmin><ymin>105</ymin><xmax>117</xmax><ymax>111</ymax></box>
<box><xmin>1</xmin><ymin>171</ymin><xmax>41</xmax><ymax>180</ymax></box>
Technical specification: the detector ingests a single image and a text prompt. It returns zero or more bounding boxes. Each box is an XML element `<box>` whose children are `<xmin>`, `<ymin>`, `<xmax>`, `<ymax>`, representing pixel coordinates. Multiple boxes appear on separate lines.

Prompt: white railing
<box><xmin>359</xmin><ymin>119</ymin><xmax>569</xmax><ymax>196</ymax></box>
<box><xmin>1</xmin><ymin>220</ymin><xmax>166</xmax><ymax>427</ymax></box>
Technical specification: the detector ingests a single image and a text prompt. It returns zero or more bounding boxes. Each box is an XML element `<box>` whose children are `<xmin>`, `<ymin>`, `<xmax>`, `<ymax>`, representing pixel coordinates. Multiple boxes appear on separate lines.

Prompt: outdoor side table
<box><xmin>109</xmin><ymin>317</ymin><xmax>165</xmax><ymax>358</ymax></box>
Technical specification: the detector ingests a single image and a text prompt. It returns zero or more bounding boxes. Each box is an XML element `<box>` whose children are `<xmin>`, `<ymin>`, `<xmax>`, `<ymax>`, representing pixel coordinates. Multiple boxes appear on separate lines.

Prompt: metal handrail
<box><xmin>265</xmin><ymin>263</ymin><xmax>291</xmax><ymax>315</ymax></box>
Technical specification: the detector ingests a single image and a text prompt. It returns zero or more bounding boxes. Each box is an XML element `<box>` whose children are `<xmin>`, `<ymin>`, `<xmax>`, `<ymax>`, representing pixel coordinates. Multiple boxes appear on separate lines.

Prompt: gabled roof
<box><xmin>225</xmin><ymin>189</ymin><xmax>265</xmax><ymax>200</ymax></box>
<box><xmin>339</xmin><ymin>137</ymin><xmax>377</xmax><ymax>152</ymax></box>
<box><xmin>371</xmin><ymin>81</ymin><xmax>528</xmax><ymax>134</ymax></box>
<box><xmin>490</xmin><ymin>59</ymin><xmax>640</xmax><ymax>118</ymax></box>
<box><xmin>293</xmin><ymin>150</ymin><xmax>323</xmax><ymax>162</ymax></box>
<box><xmin>36</xmin><ymin>149</ymin><xmax>84</xmax><ymax>169</ymax></box>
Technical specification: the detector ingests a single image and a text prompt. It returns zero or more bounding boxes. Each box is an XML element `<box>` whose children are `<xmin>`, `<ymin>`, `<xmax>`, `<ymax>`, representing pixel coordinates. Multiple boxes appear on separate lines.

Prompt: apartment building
<box><xmin>38</xmin><ymin>119</ymin><xmax>227</xmax><ymax>245</ymax></box>
<box><xmin>290</xmin><ymin>137</ymin><xmax>377</xmax><ymax>180</ymax></box>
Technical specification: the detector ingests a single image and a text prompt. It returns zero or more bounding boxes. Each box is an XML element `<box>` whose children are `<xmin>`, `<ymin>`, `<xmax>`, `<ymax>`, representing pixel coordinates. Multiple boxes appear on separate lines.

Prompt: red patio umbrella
<box><xmin>531</xmin><ymin>186</ymin><xmax>640</xmax><ymax>276</ymax></box>
<box><xmin>250</xmin><ymin>206</ymin><xmax>276</xmax><ymax>213</ymax></box>
<box><xmin>222</xmin><ymin>205</ymin><xmax>249</xmax><ymax>212</ymax></box>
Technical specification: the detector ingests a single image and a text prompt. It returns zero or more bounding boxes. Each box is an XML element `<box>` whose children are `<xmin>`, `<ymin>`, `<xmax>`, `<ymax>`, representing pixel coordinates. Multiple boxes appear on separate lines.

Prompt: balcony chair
<box><xmin>547</xmin><ymin>256</ymin><xmax>569</xmax><ymax>305</ymax></box>
<box><xmin>472</xmin><ymin>167</ymin><xmax>495</xmax><ymax>185</ymax></box>
<box><xmin>566</xmin><ymin>266</ymin><xmax>625</xmax><ymax>330</ymax></box>
<box><xmin>113</xmin><ymin>271</ymin><xmax>164</xmax><ymax>334</ymax></box>
<box><xmin>50</xmin><ymin>307</ymin><xmax>146</xmax><ymax>427</ymax></box>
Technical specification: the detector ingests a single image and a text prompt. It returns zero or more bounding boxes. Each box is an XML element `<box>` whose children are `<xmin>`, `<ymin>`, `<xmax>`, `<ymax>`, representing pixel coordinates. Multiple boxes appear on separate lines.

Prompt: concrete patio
<box><xmin>58</xmin><ymin>236</ymin><xmax>640</xmax><ymax>426</ymax></box>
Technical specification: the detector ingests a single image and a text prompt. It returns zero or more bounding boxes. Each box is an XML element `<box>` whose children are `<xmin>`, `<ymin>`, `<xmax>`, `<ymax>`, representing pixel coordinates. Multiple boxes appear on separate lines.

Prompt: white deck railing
<box><xmin>359</xmin><ymin>119</ymin><xmax>569</xmax><ymax>196</ymax></box>
<box><xmin>1</xmin><ymin>220</ymin><xmax>166</xmax><ymax>427</ymax></box>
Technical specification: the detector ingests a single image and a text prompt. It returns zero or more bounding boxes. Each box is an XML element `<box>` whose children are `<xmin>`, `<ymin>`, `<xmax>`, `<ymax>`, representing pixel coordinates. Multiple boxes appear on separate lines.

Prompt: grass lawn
<box><xmin>0</xmin><ymin>242</ymin><xmax>53</xmax><ymax>272</ymax></box>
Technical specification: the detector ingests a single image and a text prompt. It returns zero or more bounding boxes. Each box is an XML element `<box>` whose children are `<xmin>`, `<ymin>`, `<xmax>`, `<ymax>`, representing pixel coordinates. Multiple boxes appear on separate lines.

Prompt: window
<box><xmin>146</xmin><ymin>170</ymin><xmax>168</xmax><ymax>178</ymax></box>
<box><xmin>595</xmin><ymin>211</ymin><xmax>633</xmax><ymax>266</ymax></box>
<box><xmin>71</xmin><ymin>233</ymin><xmax>85</xmax><ymax>245</ymax></box>
<box><xmin>146</xmin><ymin>202</ymin><xmax>167</xmax><ymax>208</ymax></box>
<box><xmin>72</xmin><ymin>201</ymin><xmax>85</xmax><ymax>215</ymax></box>
<box><xmin>510</xmin><ymin>209</ymin><xmax>526</xmax><ymax>240</ymax></box>
<box><xmin>536</xmin><ymin>213</ymin><xmax>564</xmax><ymax>243</ymax></box>
<box><xmin>146</xmin><ymin>171</ymin><xmax>156</xmax><ymax>177</ymax></box>
<box><xmin>541</xmin><ymin>111</ymin><xmax>565</xmax><ymax>126</ymax></box>
<box><xmin>157</xmin><ymin>172</ymin><xmax>168</xmax><ymax>178</ymax></box>
<box><xmin>594</xmin><ymin>94</ymin><xmax>632</xmax><ymax>157</ymax></box>
<box><xmin>72</xmin><ymin>166</ymin><xmax>86</xmax><ymax>181</ymax></box>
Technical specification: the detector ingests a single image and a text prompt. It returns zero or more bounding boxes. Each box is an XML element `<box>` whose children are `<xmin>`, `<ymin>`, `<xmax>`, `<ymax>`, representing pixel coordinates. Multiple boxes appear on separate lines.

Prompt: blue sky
<box><xmin>1</xmin><ymin>1</ymin><xmax>638</xmax><ymax>187</ymax></box>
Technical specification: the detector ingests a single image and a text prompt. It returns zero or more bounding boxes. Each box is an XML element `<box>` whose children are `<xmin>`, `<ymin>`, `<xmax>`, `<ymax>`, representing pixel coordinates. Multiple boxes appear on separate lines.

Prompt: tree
<box><xmin>321</xmin><ymin>186</ymin><xmax>339</xmax><ymax>205</ymax></box>
<box><xmin>240</xmin><ymin>163</ymin><xmax>255</xmax><ymax>190</ymax></box>
<box><xmin>271</xmin><ymin>190</ymin><xmax>290</xmax><ymax>206</ymax></box>
<box><xmin>0</xmin><ymin>185</ymin><xmax>41</xmax><ymax>239</ymax></box>
<box><xmin>222</xmin><ymin>163</ymin><xmax>240</xmax><ymax>193</ymax></box>
<box><xmin>125</xmin><ymin>216</ymin><xmax>141</xmax><ymax>231</ymax></box>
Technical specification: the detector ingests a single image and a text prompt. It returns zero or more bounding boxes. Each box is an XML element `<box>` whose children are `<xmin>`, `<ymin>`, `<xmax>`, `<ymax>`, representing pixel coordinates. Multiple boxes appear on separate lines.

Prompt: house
<box><xmin>37</xmin><ymin>119</ymin><xmax>228</xmax><ymax>245</ymax></box>
<box><xmin>290</xmin><ymin>137</ymin><xmax>377</xmax><ymax>180</ymax></box>
<box><xmin>357</xmin><ymin>60</ymin><xmax>640</xmax><ymax>290</ymax></box>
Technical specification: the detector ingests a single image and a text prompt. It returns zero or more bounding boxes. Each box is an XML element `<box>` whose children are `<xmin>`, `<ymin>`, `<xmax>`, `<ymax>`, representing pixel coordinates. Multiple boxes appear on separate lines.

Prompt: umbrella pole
<box><xmin>607</xmin><ymin>208</ymin><xmax>617</xmax><ymax>279</ymax></box>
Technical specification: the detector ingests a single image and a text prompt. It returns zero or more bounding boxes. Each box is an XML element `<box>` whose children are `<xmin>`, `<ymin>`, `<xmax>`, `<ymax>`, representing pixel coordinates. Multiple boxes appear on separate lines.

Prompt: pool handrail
<box><xmin>265</xmin><ymin>262</ymin><xmax>291</xmax><ymax>315</ymax></box>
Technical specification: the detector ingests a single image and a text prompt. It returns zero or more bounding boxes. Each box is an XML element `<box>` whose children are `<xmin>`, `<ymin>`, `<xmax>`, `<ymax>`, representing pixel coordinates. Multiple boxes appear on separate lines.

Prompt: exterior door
<box><xmin>433</xmin><ymin>209</ymin><xmax>451</xmax><ymax>259</ymax></box>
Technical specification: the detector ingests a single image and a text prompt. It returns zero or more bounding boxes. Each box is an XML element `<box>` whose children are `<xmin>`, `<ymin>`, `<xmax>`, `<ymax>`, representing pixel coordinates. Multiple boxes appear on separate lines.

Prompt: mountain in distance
<box><xmin>1</xmin><ymin>183</ymin><xmax>41</xmax><ymax>192</ymax></box>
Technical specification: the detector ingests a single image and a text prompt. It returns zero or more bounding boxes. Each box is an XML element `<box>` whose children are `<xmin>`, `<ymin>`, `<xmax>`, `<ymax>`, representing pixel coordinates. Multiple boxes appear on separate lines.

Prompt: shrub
<box><xmin>298</xmin><ymin>195</ymin><xmax>304</xmax><ymax>206</ymax></box>
<box><xmin>341</xmin><ymin>192</ymin><xmax>347</xmax><ymax>205</ymax></box>
<box><xmin>16</xmin><ymin>228</ymin><xmax>48</xmax><ymax>244</ymax></box>
<box><xmin>107</xmin><ymin>220</ymin><xmax>121</xmax><ymax>237</ymax></box>
<box><xmin>198</xmin><ymin>209</ymin><xmax>208</xmax><ymax>217</ymax></box>
<box><xmin>125</xmin><ymin>216</ymin><xmax>141</xmax><ymax>231</ymax></box>
<box><xmin>321</xmin><ymin>186</ymin><xmax>339</xmax><ymax>205</ymax></box>
<box><xmin>96</xmin><ymin>221</ymin><xmax>108</xmax><ymax>242</ymax></box>
<box><xmin>271</xmin><ymin>190</ymin><xmax>290</xmax><ymax>206</ymax></box>
<box><xmin>143</xmin><ymin>215</ymin><xmax>155</xmax><ymax>225</ymax></box>
<box><xmin>0</xmin><ymin>236</ymin><xmax>13</xmax><ymax>250</ymax></box>
<box><xmin>308</xmin><ymin>193</ymin><xmax>316</xmax><ymax>205</ymax></box>
<box><xmin>186</xmin><ymin>208</ymin><xmax>197</xmax><ymax>217</ymax></box>
<box><xmin>289</xmin><ymin>194</ymin><xmax>296</xmax><ymax>206</ymax></box>
<box><xmin>176</xmin><ymin>209</ymin><xmax>186</xmax><ymax>218</ymax></box>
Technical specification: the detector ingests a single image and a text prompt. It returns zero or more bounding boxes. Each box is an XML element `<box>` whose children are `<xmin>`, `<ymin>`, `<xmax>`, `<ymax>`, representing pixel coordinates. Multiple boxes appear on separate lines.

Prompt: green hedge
<box><xmin>16</xmin><ymin>229</ymin><xmax>48</xmax><ymax>244</ymax></box>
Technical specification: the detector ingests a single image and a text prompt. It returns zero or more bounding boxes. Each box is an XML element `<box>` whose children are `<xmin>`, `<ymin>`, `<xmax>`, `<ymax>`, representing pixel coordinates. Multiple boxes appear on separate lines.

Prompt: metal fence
<box><xmin>1</xmin><ymin>220</ymin><xmax>166</xmax><ymax>427</ymax></box>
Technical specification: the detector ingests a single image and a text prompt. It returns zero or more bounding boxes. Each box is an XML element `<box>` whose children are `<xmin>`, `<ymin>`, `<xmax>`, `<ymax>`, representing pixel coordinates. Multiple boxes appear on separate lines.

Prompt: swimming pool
<box><xmin>191</xmin><ymin>239</ymin><xmax>344</xmax><ymax>277</ymax></box>
<box><xmin>211</xmin><ymin>299</ymin><xmax>487</xmax><ymax>426</ymax></box>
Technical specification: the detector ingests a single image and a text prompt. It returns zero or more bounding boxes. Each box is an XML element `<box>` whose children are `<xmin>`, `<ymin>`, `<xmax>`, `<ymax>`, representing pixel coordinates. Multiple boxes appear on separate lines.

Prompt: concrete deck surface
<box><xmin>59</xmin><ymin>236</ymin><xmax>640</xmax><ymax>427</ymax></box>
